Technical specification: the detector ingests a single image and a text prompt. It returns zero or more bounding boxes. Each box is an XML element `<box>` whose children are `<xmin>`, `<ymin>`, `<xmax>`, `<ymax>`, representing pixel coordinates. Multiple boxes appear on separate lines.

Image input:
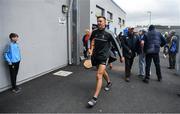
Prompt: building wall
<box><xmin>78</xmin><ymin>0</ymin><xmax>126</xmax><ymax>57</ymax></box>
<box><xmin>78</xmin><ymin>0</ymin><xmax>90</xmax><ymax>56</ymax></box>
<box><xmin>90</xmin><ymin>0</ymin><xmax>126</xmax><ymax>34</ymax></box>
<box><xmin>0</xmin><ymin>0</ymin><xmax>68</xmax><ymax>92</ymax></box>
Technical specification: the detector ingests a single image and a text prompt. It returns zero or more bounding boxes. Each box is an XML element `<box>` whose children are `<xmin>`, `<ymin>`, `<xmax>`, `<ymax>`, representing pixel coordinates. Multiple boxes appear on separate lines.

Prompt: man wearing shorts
<box><xmin>87</xmin><ymin>16</ymin><xmax>124</xmax><ymax>107</ymax></box>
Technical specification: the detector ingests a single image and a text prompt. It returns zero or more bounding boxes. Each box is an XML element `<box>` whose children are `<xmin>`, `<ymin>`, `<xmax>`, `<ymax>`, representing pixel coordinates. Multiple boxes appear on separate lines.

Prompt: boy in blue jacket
<box><xmin>4</xmin><ymin>33</ymin><xmax>21</xmax><ymax>93</ymax></box>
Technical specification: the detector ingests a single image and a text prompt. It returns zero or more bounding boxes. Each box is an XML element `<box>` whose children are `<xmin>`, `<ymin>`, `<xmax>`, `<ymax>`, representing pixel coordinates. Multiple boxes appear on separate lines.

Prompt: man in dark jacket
<box><xmin>143</xmin><ymin>25</ymin><xmax>166</xmax><ymax>83</ymax></box>
<box><xmin>121</xmin><ymin>27</ymin><xmax>139</xmax><ymax>82</ymax></box>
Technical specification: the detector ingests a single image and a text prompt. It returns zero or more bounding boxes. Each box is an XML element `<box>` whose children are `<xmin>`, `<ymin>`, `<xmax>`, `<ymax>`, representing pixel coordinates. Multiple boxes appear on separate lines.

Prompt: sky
<box><xmin>113</xmin><ymin>0</ymin><xmax>180</xmax><ymax>27</ymax></box>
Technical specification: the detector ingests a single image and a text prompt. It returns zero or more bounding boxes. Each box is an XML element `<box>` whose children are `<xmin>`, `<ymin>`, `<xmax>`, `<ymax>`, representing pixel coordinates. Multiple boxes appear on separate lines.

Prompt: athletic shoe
<box><xmin>104</xmin><ymin>82</ymin><xmax>112</xmax><ymax>91</ymax></box>
<box><xmin>88</xmin><ymin>98</ymin><xmax>97</xmax><ymax>107</ymax></box>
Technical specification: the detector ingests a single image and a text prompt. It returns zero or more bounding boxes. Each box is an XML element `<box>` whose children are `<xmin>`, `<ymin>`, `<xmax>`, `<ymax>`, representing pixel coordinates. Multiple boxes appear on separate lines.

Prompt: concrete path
<box><xmin>0</xmin><ymin>52</ymin><xmax>180</xmax><ymax>113</ymax></box>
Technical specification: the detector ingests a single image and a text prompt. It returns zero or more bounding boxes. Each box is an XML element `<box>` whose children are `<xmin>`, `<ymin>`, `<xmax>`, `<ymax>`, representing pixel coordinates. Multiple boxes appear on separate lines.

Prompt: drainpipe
<box><xmin>71</xmin><ymin>0</ymin><xmax>80</xmax><ymax>65</ymax></box>
<box><xmin>67</xmin><ymin>0</ymin><xmax>73</xmax><ymax>65</ymax></box>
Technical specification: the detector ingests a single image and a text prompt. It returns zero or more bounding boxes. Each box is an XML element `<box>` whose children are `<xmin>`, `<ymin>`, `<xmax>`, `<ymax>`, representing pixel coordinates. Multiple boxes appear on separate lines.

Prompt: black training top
<box><xmin>90</xmin><ymin>28</ymin><xmax>122</xmax><ymax>60</ymax></box>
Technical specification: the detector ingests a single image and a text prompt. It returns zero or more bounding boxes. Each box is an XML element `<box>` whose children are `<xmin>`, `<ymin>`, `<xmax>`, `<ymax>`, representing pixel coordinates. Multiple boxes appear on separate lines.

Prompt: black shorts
<box><xmin>91</xmin><ymin>56</ymin><xmax>109</xmax><ymax>66</ymax></box>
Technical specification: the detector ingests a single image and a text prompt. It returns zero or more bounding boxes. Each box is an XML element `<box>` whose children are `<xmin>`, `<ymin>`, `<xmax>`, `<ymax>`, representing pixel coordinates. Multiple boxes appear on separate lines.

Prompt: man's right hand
<box><xmin>120</xmin><ymin>57</ymin><xmax>124</xmax><ymax>63</ymax></box>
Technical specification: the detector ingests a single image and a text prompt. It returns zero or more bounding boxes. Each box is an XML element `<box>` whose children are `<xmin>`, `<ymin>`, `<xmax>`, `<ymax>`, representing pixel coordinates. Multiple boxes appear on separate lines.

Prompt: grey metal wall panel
<box><xmin>78</xmin><ymin>0</ymin><xmax>90</xmax><ymax>57</ymax></box>
<box><xmin>0</xmin><ymin>0</ymin><xmax>68</xmax><ymax>91</ymax></box>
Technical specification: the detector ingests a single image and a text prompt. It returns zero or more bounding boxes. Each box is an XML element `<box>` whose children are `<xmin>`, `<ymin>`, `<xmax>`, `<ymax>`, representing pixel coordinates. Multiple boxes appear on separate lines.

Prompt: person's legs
<box><xmin>143</xmin><ymin>54</ymin><xmax>152</xmax><ymax>83</ymax></box>
<box><xmin>153</xmin><ymin>54</ymin><xmax>162</xmax><ymax>81</ymax></box>
<box><xmin>9</xmin><ymin>65</ymin><xmax>16</xmax><ymax>89</ymax></box>
<box><xmin>103</xmin><ymin>70</ymin><xmax>110</xmax><ymax>83</ymax></box>
<box><xmin>109</xmin><ymin>63</ymin><xmax>113</xmax><ymax>69</ymax></box>
<box><xmin>14</xmin><ymin>62</ymin><xmax>20</xmax><ymax>86</ymax></box>
<box><xmin>145</xmin><ymin>54</ymin><xmax>152</xmax><ymax>79</ymax></box>
<box><xmin>103</xmin><ymin>70</ymin><xmax>112</xmax><ymax>91</ymax></box>
<box><xmin>172</xmin><ymin>53</ymin><xmax>176</xmax><ymax>69</ymax></box>
<box><xmin>129</xmin><ymin>57</ymin><xmax>134</xmax><ymax>73</ymax></box>
<box><xmin>88</xmin><ymin>64</ymin><xmax>106</xmax><ymax>107</ymax></box>
<box><xmin>169</xmin><ymin>53</ymin><xmax>173</xmax><ymax>68</ymax></box>
<box><xmin>125</xmin><ymin>57</ymin><xmax>134</xmax><ymax>82</ymax></box>
<box><xmin>93</xmin><ymin>64</ymin><xmax>106</xmax><ymax>97</ymax></box>
<box><xmin>9</xmin><ymin>62</ymin><xmax>21</xmax><ymax>93</ymax></box>
<box><xmin>125</xmin><ymin>57</ymin><xmax>131</xmax><ymax>82</ymax></box>
<box><xmin>14</xmin><ymin>62</ymin><xmax>21</xmax><ymax>90</ymax></box>
<box><xmin>139</xmin><ymin>54</ymin><xmax>145</xmax><ymax>76</ymax></box>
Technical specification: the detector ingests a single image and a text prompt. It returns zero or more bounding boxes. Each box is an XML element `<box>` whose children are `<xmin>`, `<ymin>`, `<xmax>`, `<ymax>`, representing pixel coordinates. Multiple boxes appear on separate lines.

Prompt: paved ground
<box><xmin>0</xmin><ymin>52</ymin><xmax>180</xmax><ymax>113</ymax></box>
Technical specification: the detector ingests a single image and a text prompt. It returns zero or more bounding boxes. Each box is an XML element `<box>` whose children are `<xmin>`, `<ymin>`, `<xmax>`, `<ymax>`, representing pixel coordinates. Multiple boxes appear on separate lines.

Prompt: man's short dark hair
<box><xmin>9</xmin><ymin>33</ymin><xmax>19</xmax><ymax>39</ymax></box>
<box><xmin>97</xmin><ymin>16</ymin><xmax>106</xmax><ymax>20</ymax></box>
<box><xmin>148</xmin><ymin>25</ymin><xmax>155</xmax><ymax>31</ymax></box>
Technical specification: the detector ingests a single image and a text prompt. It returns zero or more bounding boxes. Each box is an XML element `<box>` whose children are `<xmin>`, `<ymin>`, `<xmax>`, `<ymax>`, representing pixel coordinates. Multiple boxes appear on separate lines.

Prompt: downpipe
<box><xmin>67</xmin><ymin>0</ymin><xmax>73</xmax><ymax>65</ymax></box>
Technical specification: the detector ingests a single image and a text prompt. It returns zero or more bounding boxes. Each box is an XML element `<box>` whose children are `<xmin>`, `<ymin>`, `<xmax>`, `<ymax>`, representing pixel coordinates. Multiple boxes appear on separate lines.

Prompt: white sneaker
<box><xmin>88</xmin><ymin>98</ymin><xmax>97</xmax><ymax>107</ymax></box>
<box><xmin>104</xmin><ymin>82</ymin><xmax>112</xmax><ymax>91</ymax></box>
